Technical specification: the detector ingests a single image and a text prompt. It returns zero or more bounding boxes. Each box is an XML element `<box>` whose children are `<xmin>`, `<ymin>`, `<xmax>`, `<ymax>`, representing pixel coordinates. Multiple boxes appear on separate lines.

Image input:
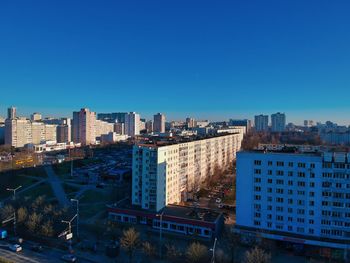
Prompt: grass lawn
<box><xmin>80</xmin><ymin>190</ymin><xmax>110</xmax><ymax>203</ymax></box>
<box><xmin>52</xmin><ymin>162</ymin><xmax>71</xmax><ymax>178</ymax></box>
<box><xmin>0</xmin><ymin>171</ymin><xmax>38</xmax><ymax>199</ymax></box>
<box><xmin>63</xmin><ymin>183</ymin><xmax>80</xmax><ymax>195</ymax></box>
<box><xmin>80</xmin><ymin>203</ymin><xmax>106</xmax><ymax>219</ymax></box>
<box><xmin>22</xmin><ymin>182</ymin><xmax>55</xmax><ymax>200</ymax></box>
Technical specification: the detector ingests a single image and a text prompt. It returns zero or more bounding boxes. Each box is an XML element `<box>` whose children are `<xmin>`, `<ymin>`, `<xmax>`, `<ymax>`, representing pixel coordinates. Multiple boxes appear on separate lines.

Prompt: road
<box><xmin>44</xmin><ymin>165</ymin><xmax>69</xmax><ymax>206</ymax></box>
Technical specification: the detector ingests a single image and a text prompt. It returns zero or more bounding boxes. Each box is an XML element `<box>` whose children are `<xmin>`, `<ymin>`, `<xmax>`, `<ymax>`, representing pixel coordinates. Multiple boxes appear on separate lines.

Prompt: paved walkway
<box><xmin>44</xmin><ymin>165</ymin><xmax>69</xmax><ymax>207</ymax></box>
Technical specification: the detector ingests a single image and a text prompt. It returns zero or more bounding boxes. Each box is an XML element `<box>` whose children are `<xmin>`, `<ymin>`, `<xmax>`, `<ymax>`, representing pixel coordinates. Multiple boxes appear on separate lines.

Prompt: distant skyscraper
<box><xmin>72</xmin><ymin>108</ymin><xmax>96</xmax><ymax>145</ymax></box>
<box><xmin>7</xmin><ymin>106</ymin><xmax>16</xmax><ymax>120</ymax></box>
<box><xmin>145</xmin><ymin>120</ymin><xmax>153</xmax><ymax>133</ymax></box>
<box><xmin>271</xmin><ymin>112</ymin><xmax>286</xmax><ymax>132</ymax></box>
<box><xmin>124</xmin><ymin>112</ymin><xmax>140</xmax><ymax>137</ymax></box>
<box><xmin>254</xmin><ymin>115</ymin><xmax>269</xmax><ymax>131</ymax></box>
<box><xmin>31</xmin><ymin>112</ymin><xmax>42</xmax><ymax>121</ymax></box>
<box><xmin>153</xmin><ymin>113</ymin><xmax>165</xmax><ymax>133</ymax></box>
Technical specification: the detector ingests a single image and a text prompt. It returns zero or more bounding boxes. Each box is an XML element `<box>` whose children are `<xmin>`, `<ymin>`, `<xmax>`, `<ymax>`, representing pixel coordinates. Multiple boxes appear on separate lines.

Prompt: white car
<box><xmin>61</xmin><ymin>254</ymin><xmax>77</xmax><ymax>262</ymax></box>
<box><xmin>9</xmin><ymin>244</ymin><xmax>22</xmax><ymax>252</ymax></box>
<box><xmin>215</xmin><ymin>198</ymin><xmax>222</xmax><ymax>203</ymax></box>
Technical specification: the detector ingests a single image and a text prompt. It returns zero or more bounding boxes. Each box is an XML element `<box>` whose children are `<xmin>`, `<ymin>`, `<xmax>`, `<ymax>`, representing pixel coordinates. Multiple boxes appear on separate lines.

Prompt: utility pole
<box><xmin>156</xmin><ymin>211</ymin><xmax>164</xmax><ymax>259</ymax></box>
<box><xmin>70</xmin><ymin>199</ymin><xmax>79</xmax><ymax>239</ymax></box>
<box><xmin>210</xmin><ymin>237</ymin><xmax>217</xmax><ymax>263</ymax></box>
<box><xmin>61</xmin><ymin>214</ymin><xmax>77</xmax><ymax>252</ymax></box>
<box><xmin>6</xmin><ymin>185</ymin><xmax>22</xmax><ymax>200</ymax></box>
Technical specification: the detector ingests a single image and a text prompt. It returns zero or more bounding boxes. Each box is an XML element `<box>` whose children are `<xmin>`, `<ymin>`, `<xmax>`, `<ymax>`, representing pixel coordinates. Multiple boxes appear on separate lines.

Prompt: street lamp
<box><xmin>156</xmin><ymin>211</ymin><xmax>164</xmax><ymax>259</ymax></box>
<box><xmin>210</xmin><ymin>237</ymin><xmax>218</xmax><ymax>263</ymax></box>
<box><xmin>61</xmin><ymin>214</ymin><xmax>77</xmax><ymax>252</ymax></box>
<box><xmin>6</xmin><ymin>185</ymin><xmax>22</xmax><ymax>200</ymax></box>
<box><xmin>70</xmin><ymin>199</ymin><xmax>79</xmax><ymax>238</ymax></box>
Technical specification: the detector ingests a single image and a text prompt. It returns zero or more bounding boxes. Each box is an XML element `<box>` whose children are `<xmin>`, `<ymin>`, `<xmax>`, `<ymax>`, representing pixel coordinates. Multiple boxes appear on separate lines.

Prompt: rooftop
<box><xmin>135</xmin><ymin>132</ymin><xmax>241</xmax><ymax>148</ymax></box>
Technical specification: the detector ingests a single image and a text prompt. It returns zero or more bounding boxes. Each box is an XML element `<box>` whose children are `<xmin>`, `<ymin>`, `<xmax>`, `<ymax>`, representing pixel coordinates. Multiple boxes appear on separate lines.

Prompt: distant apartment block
<box><xmin>229</xmin><ymin>119</ymin><xmax>252</xmax><ymax>132</ymax></box>
<box><xmin>31</xmin><ymin>112</ymin><xmax>42</xmax><ymax>121</ymax></box>
<box><xmin>236</xmin><ymin>147</ymin><xmax>350</xmax><ymax>254</ymax></box>
<box><xmin>125</xmin><ymin>112</ymin><xmax>140</xmax><ymax>137</ymax></box>
<box><xmin>153</xmin><ymin>113</ymin><xmax>165</xmax><ymax>133</ymax></box>
<box><xmin>271</xmin><ymin>112</ymin><xmax>286</xmax><ymax>132</ymax></box>
<box><xmin>7</xmin><ymin>106</ymin><xmax>17</xmax><ymax>119</ymax></box>
<box><xmin>97</xmin><ymin>112</ymin><xmax>127</xmax><ymax>123</ymax></box>
<box><xmin>186</xmin><ymin>117</ymin><xmax>196</xmax><ymax>128</ymax></box>
<box><xmin>114</xmin><ymin>122</ymin><xmax>125</xmax><ymax>135</ymax></box>
<box><xmin>254</xmin><ymin>115</ymin><xmax>269</xmax><ymax>131</ymax></box>
<box><xmin>72</xmin><ymin>108</ymin><xmax>96</xmax><ymax>145</ymax></box>
<box><xmin>132</xmin><ymin>132</ymin><xmax>244</xmax><ymax>211</ymax></box>
<box><xmin>95</xmin><ymin>119</ymin><xmax>114</xmax><ymax>139</ymax></box>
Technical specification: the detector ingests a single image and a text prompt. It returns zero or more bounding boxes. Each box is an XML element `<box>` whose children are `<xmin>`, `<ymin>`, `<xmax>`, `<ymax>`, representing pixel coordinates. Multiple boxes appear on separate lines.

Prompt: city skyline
<box><xmin>1</xmin><ymin>1</ymin><xmax>350</xmax><ymax>123</ymax></box>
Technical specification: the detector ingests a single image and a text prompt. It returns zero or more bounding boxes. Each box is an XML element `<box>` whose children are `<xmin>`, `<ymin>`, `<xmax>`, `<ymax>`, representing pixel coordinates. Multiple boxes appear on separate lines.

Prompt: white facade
<box><xmin>236</xmin><ymin>150</ymin><xmax>350</xmax><ymax>249</ymax></box>
<box><xmin>125</xmin><ymin>112</ymin><xmax>140</xmax><ymax>137</ymax></box>
<box><xmin>72</xmin><ymin>108</ymin><xmax>96</xmax><ymax>145</ymax></box>
<box><xmin>271</xmin><ymin>112</ymin><xmax>286</xmax><ymax>132</ymax></box>
<box><xmin>5</xmin><ymin>118</ymin><xmax>32</xmax><ymax>147</ymax></box>
<box><xmin>95</xmin><ymin>119</ymin><xmax>114</xmax><ymax>138</ymax></box>
<box><xmin>132</xmin><ymin>133</ymin><xmax>244</xmax><ymax>211</ymax></box>
<box><xmin>254</xmin><ymin>115</ymin><xmax>269</xmax><ymax>131</ymax></box>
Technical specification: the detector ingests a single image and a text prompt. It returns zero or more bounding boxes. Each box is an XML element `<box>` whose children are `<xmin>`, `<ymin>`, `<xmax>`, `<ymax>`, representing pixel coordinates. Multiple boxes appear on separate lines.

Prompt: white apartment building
<box><xmin>125</xmin><ymin>112</ymin><xmax>140</xmax><ymax>137</ymax></box>
<box><xmin>271</xmin><ymin>112</ymin><xmax>286</xmax><ymax>132</ymax></box>
<box><xmin>254</xmin><ymin>115</ymin><xmax>269</xmax><ymax>131</ymax></box>
<box><xmin>95</xmin><ymin>119</ymin><xmax>114</xmax><ymax>138</ymax></box>
<box><xmin>5</xmin><ymin>118</ymin><xmax>32</xmax><ymax>147</ymax></box>
<box><xmin>153</xmin><ymin>113</ymin><xmax>165</xmax><ymax>133</ymax></box>
<box><xmin>132</xmin><ymin>133</ymin><xmax>244</xmax><ymax>211</ymax></box>
<box><xmin>236</xmin><ymin>148</ymin><xmax>350</xmax><ymax>252</ymax></box>
<box><xmin>72</xmin><ymin>108</ymin><xmax>96</xmax><ymax>145</ymax></box>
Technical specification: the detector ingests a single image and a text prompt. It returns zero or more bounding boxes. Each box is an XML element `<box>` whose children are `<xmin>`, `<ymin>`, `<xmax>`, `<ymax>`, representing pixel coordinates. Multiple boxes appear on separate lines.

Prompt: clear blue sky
<box><xmin>1</xmin><ymin>0</ymin><xmax>350</xmax><ymax>124</ymax></box>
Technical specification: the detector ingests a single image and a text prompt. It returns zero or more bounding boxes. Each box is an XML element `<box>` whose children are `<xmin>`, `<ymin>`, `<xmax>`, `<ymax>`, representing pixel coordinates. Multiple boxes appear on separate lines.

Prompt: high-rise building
<box><xmin>186</xmin><ymin>117</ymin><xmax>196</xmax><ymax>128</ymax></box>
<box><xmin>271</xmin><ymin>112</ymin><xmax>286</xmax><ymax>132</ymax></box>
<box><xmin>57</xmin><ymin>125</ymin><xmax>70</xmax><ymax>143</ymax></box>
<box><xmin>229</xmin><ymin>119</ymin><xmax>252</xmax><ymax>132</ymax></box>
<box><xmin>145</xmin><ymin>120</ymin><xmax>153</xmax><ymax>133</ymax></box>
<box><xmin>72</xmin><ymin>108</ymin><xmax>96</xmax><ymax>145</ymax></box>
<box><xmin>124</xmin><ymin>112</ymin><xmax>140</xmax><ymax>137</ymax></box>
<box><xmin>132</xmin><ymin>133</ymin><xmax>244</xmax><ymax>211</ymax></box>
<box><xmin>236</xmin><ymin>147</ymin><xmax>350</xmax><ymax>255</ymax></box>
<box><xmin>31</xmin><ymin>122</ymin><xmax>46</xmax><ymax>144</ymax></box>
<box><xmin>114</xmin><ymin>122</ymin><xmax>125</xmax><ymax>135</ymax></box>
<box><xmin>153</xmin><ymin>113</ymin><xmax>165</xmax><ymax>133</ymax></box>
<box><xmin>5</xmin><ymin>118</ymin><xmax>32</xmax><ymax>147</ymax></box>
<box><xmin>254</xmin><ymin>115</ymin><xmax>269</xmax><ymax>131</ymax></box>
<box><xmin>7</xmin><ymin>106</ymin><xmax>17</xmax><ymax>120</ymax></box>
<box><xmin>31</xmin><ymin>112</ymin><xmax>42</xmax><ymax>121</ymax></box>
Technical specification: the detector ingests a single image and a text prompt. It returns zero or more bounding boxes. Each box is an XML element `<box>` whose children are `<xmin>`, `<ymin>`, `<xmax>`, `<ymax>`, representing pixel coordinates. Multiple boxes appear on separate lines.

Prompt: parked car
<box><xmin>61</xmin><ymin>254</ymin><xmax>77</xmax><ymax>262</ymax></box>
<box><xmin>218</xmin><ymin>204</ymin><xmax>223</xmax><ymax>209</ymax></box>
<box><xmin>215</xmin><ymin>198</ymin><xmax>222</xmax><ymax>203</ymax></box>
<box><xmin>9</xmin><ymin>244</ymin><xmax>22</xmax><ymax>252</ymax></box>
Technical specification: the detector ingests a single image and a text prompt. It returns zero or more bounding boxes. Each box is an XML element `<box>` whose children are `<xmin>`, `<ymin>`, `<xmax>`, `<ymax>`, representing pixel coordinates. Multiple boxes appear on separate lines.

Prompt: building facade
<box><xmin>271</xmin><ymin>112</ymin><xmax>286</xmax><ymax>132</ymax></box>
<box><xmin>236</xmin><ymin>148</ymin><xmax>350</xmax><ymax>252</ymax></box>
<box><xmin>5</xmin><ymin>118</ymin><xmax>32</xmax><ymax>147</ymax></box>
<box><xmin>72</xmin><ymin>108</ymin><xmax>96</xmax><ymax>145</ymax></box>
<box><xmin>125</xmin><ymin>112</ymin><xmax>140</xmax><ymax>137</ymax></box>
<box><xmin>132</xmin><ymin>133</ymin><xmax>244</xmax><ymax>212</ymax></box>
<box><xmin>254</xmin><ymin>115</ymin><xmax>269</xmax><ymax>132</ymax></box>
<box><xmin>153</xmin><ymin>113</ymin><xmax>165</xmax><ymax>133</ymax></box>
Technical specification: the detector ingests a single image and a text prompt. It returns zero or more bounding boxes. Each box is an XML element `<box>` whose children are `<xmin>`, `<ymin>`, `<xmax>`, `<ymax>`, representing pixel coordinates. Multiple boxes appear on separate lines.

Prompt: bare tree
<box><xmin>186</xmin><ymin>242</ymin><xmax>208</xmax><ymax>263</ymax></box>
<box><xmin>165</xmin><ymin>243</ymin><xmax>183</xmax><ymax>263</ymax></box>
<box><xmin>142</xmin><ymin>241</ymin><xmax>156</xmax><ymax>260</ymax></box>
<box><xmin>26</xmin><ymin>212</ymin><xmax>42</xmax><ymax>233</ymax></box>
<box><xmin>40</xmin><ymin>220</ymin><xmax>54</xmax><ymax>237</ymax></box>
<box><xmin>243</xmin><ymin>246</ymin><xmax>271</xmax><ymax>263</ymax></box>
<box><xmin>16</xmin><ymin>207</ymin><xmax>28</xmax><ymax>224</ymax></box>
<box><xmin>120</xmin><ymin>227</ymin><xmax>140</xmax><ymax>263</ymax></box>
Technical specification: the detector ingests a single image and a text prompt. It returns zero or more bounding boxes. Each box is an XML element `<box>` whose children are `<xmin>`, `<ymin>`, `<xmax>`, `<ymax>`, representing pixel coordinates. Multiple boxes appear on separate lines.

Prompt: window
<box><xmin>254</xmin><ymin>160</ymin><xmax>262</xmax><ymax>166</ymax></box>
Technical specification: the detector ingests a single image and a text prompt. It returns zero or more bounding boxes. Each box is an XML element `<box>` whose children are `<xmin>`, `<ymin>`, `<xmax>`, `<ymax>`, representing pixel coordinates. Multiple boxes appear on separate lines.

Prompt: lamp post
<box><xmin>210</xmin><ymin>237</ymin><xmax>217</xmax><ymax>263</ymax></box>
<box><xmin>6</xmin><ymin>185</ymin><xmax>22</xmax><ymax>200</ymax></box>
<box><xmin>70</xmin><ymin>199</ymin><xmax>79</xmax><ymax>239</ymax></box>
<box><xmin>61</xmin><ymin>214</ymin><xmax>77</xmax><ymax>252</ymax></box>
<box><xmin>156</xmin><ymin>211</ymin><xmax>164</xmax><ymax>259</ymax></box>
